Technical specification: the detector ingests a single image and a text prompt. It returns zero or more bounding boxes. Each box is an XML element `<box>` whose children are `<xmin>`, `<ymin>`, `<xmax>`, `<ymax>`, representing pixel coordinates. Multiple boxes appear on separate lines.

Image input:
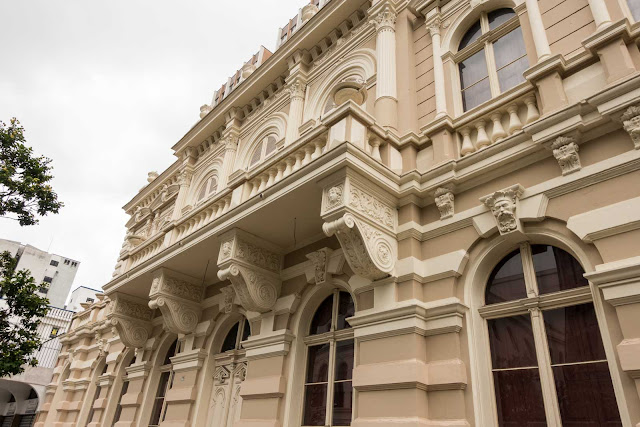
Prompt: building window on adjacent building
<box><xmin>86</xmin><ymin>297</ymin><xmax>95</xmax><ymax>304</ymax></box>
<box><xmin>457</xmin><ymin>8</ymin><xmax>528</xmax><ymax>111</ymax></box>
<box><xmin>249</xmin><ymin>135</ymin><xmax>278</xmax><ymax>168</ymax></box>
<box><xmin>112</xmin><ymin>356</ymin><xmax>136</xmax><ymax>426</ymax></box>
<box><xmin>71</xmin><ymin>261</ymin><xmax>78</xmax><ymax>267</ymax></box>
<box><xmin>64</xmin><ymin>259</ymin><xmax>70</xmax><ymax>265</ymax></box>
<box><xmin>196</xmin><ymin>175</ymin><xmax>219</xmax><ymax>203</ymax></box>
<box><xmin>49</xmin><ymin>260</ymin><xmax>59</xmax><ymax>267</ymax></box>
<box><xmin>43</xmin><ymin>276</ymin><xmax>53</xmax><ymax>283</ymax></box>
<box><xmin>482</xmin><ymin>244</ymin><xmax>622</xmax><ymax>425</ymax></box>
<box><xmin>39</xmin><ymin>286</ymin><xmax>49</xmax><ymax>294</ymax></box>
<box><xmin>49</xmin><ymin>328</ymin><xmax>59</xmax><ymax>338</ymax></box>
<box><xmin>302</xmin><ymin>290</ymin><xmax>355</xmax><ymax>426</ymax></box>
<box><xmin>220</xmin><ymin>318</ymin><xmax>251</xmax><ymax>353</ymax></box>
<box><xmin>86</xmin><ymin>364</ymin><xmax>108</xmax><ymax>426</ymax></box>
<box><xmin>149</xmin><ymin>339</ymin><xmax>179</xmax><ymax>427</ymax></box>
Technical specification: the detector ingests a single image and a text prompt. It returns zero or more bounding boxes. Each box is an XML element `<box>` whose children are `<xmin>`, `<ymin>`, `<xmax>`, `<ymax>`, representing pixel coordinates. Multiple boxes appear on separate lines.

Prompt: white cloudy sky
<box><xmin>0</xmin><ymin>0</ymin><xmax>303</xmax><ymax>294</ymax></box>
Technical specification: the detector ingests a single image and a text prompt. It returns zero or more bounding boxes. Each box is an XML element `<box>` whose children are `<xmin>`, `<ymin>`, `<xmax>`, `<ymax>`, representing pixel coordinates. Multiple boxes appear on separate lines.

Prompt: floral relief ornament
<box><xmin>481</xmin><ymin>185</ymin><xmax>525</xmax><ymax>235</ymax></box>
<box><xmin>371</xmin><ymin>5</ymin><xmax>397</xmax><ymax>32</ymax></box>
<box><xmin>551</xmin><ymin>136</ymin><xmax>581</xmax><ymax>175</ymax></box>
<box><xmin>435</xmin><ymin>187</ymin><xmax>455</xmax><ymax>220</ymax></box>
<box><xmin>620</xmin><ymin>105</ymin><xmax>640</xmax><ymax>149</ymax></box>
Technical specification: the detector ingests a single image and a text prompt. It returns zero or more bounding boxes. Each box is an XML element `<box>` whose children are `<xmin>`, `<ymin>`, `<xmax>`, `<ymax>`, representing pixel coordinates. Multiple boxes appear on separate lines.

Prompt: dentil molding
<box><xmin>106</xmin><ymin>293</ymin><xmax>153</xmax><ymax>349</ymax></box>
<box><xmin>217</xmin><ymin>228</ymin><xmax>283</xmax><ymax>313</ymax></box>
<box><xmin>148</xmin><ymin>267</ymin><xmax>204</xmax><ymax>335</ymax></box>
<box><xmin>320</xmin><ymin>170</ymin><xmax>398</xmax><ymax>281</ymax></box>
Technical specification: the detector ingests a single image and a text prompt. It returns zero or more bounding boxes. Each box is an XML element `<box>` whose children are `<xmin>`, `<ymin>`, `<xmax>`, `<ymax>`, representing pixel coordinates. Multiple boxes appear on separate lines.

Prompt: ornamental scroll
<box><xmin>321</xmin><ymin>171</ymin><xmax>397</xmax><ymax>281</ymax></box>
<box><xmin>148</xmin><ymin>268</ymin><xmax>204</xmax><ymax>335</ymax></box>
<box><xmin>107</xmin><ymin>293</ymin><xmax>153</xmax><ymax>349</ymax></box>
<box><xmin>217</xmin><ymin>229</ymin><xmax>283</xmax><ymax>313</ymax></box>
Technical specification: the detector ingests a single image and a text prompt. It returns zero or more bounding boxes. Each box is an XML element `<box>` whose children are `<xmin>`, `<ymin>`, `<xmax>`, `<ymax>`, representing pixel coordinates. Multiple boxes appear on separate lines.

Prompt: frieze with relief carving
<box><xmin>148</xmin><ymin>268</ymin><xmax>204</xmax><ymax>335</ymax></box>
<box><xmin>217</xmin><ymin>229</ymin><xmax>283</xmax><ymax>313</ymax></box>
<box><xmin>107</xmin><ymin>293</ymin><xmax>153</xmax><ymax>349</ymax></box>
<box><xmin>306</xmin><ymin>248</ymin><xmax>332</xmax><ymax>285</ymax></box>
<box><xmin>551</xmin><ymin>136</ymin><xmax>581</xmax><ymax>175</ymax></box>
<box><xmin>620</xmin><ymin>105</ymin><xmax>640</xmax><ymax>149</ymax></box>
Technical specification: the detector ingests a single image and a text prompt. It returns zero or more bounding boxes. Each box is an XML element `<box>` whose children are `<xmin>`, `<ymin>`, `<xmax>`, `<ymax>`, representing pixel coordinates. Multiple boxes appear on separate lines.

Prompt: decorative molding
<box><xmin>435</xmin><ymin>187</ymin><xmax>455</xmax><ymax>220</ymax></box>
<box><xmin>567</xmin><ymin>196</ymin><xmax>640</xmax><ymax>243</ymax></box>
<box><xmin>214</xmin><ymin>365</ymin><xmax>230</xmax><ymax>386</ymax></box>
<box><xmin>286</xmin><ymin>78</ymin><xmax>306</xmax><ymax>100</ymax></box>
<box><xmin>220</xmin><ymin>285</ymin><xmax>236</xmax><ymax>314</ymax></box>
<box><xmin>550</xmin><ymin>136</ymin><xmax>581</xmax><ymax>175</ymax></box>
<box><xmin>620</xmin><ymin>105</ymin><xmax>640</xmax><ymax>149</ymax></box>
<box><xmin>306</xmin><ymin>248</ymin><xmax>333</xmax><ymax>285</ymax></box>
<box><xmin>106</xmin><ymin>293</ymin><xmax>153</xmax><ymax>349</ymax></box>
<box><xmin>217</xmin><ymin>229</ymin><xmax>283</xmax><ymax>313</ymax></box>
<box><xmin>480</xmin><ymin>184</ymin><xmax>525</xmax><ymax>235</ymax></box>
<box><xmin>370</xmin><ymin>4</ymin><xmax>397</xmax><ymax>32</ymax></box>
<box><xmin>148</xmin><ymin>268</ymin><xmax>203</xmax><ymax>335</ymax></box>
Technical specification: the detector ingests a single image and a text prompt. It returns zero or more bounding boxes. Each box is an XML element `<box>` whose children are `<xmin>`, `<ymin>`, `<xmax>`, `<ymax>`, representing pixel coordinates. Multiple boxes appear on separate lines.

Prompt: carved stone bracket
<box><xmin>620</xmin><ymin>105</ymin><xmax>640</xmax><ymax>149</ymax></box>
<box><xmin>306</xmin><ymin>248</ymin><xmax>333</xmax><ymax>285</ymax></box>
<box><xmin>107</xmin><ymin>293</ymin><xmax>153</xmax><ymax>349</ymax></box>
<box><xmin>550</xmin><ymin>136</ymin><xmax>581</xmax><ymax>175</ymax></box>
<box><xmin>321</xmin><ymin>172</ymin><xmax>397</xmax><ymax>281</ymax></box>
<box><xmin>219</xmin><ymin>285</ymin><xmax>236</xmax><ymax>314</ymax></box>
<box><xmin>435</xmin><ymin>187</ymin><xmax>455</xmax><ymax>220</ymax></box>
<box><xmin>148</xmin><ymin>268</ymin><xmax>204</xmax><ymax>335</ymax></box>
<box><xmin>217</xmin><ymin>229</ymin><xmax>283</xmax><ymax>313</ymax></box>
<box><xmin>480</xmin><ymin>184</ymin><xmax>525</xmax><ymax>235</ymax></box>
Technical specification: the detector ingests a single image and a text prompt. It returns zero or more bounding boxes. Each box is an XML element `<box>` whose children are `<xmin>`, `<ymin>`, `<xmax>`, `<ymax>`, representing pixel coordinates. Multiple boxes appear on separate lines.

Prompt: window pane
<box><xmin>163</xmin><ymin>340</ymin><xmax>178</xmax><ymax>365</ymax></box>
<box><xmin>493</xmin><ymin>369</ymin><xmax>547</xmax><ymax>426</ymax></box>
<box><xmin>543</xmin><ymin>303</ymin><xmax>606</xmax><ymax>364</ymax></box>
<box><xmin>306</xmin><ymin>343</ymin><xmax>330</xmax><ymax>383</ymax></box>
<box><xmin>221</xmin><ymin>322</ymin><xmax>240</xmax><ymax>353</ymax></box>
<box><xmin>265</xmin><ymin>136</ymin><xmax>277</xmax><ymax>156</ymax></box>
<box><xmin>629</xmin><ymin>0</ymin><xmax>640</xmax><ymax>21</ymax></box>
<box><xmin>332</xmin><ymin>381</ymin><xmax>353</xmax><ymax>426</ymax></box>
<box><xmin>241</xmin><ymin>318</ymin><xmax>251</xmax><ymax>342</ymax></box>
<box><xmin>532</xmin><ymin>245</ymin><xmax>588</xmax><ymax>295</ymax></box>
<box><xmin>336</xmin><ymin>292</ymin><xmax>355</xmax><ymax>330</ymax></box>
<box><xmin>459</xmin><ymin>50</ymin><xmax>489</xmax><ymax>89</ymax></box>
<box><xmin>156</xmin><ymin>372</ymin><xmax>170</xmax><ymax>398</ymax></box>
<box><xmin>553</xmin><ymin>363</ymin><xmax>622</xmax><ymax>426</ymax></box>
<box><xmin>494</xmin><ymin>27</ymin><xmax>526</xmax><ymax>68</ymax></box>
<box><xmin>459</xmin><ymin>20</ymin><xmax>482</xmax><ymax>50</ymax></box>
<box><xmin>461</xmin><ymin>78</ymin><xmax>492</xmax><ymax>111</ymax></box>
<box><xmin>488</xmin><ymin>315</ymin><xmax>537</xmax><ymax>369</ymax></box>
<box><xmin>303</xmin><ymin>384</ymin><xmax>327</xmax><ymax>426</ymax></box>
<box><xmin>334</xmin><ymin>340</ymin><xmax>354</xmax><ymax>381</ymax></box>
<box><xmin>197</xmin><ymin>183</ymin><xmax>207</xmax><ymax>201</ymax></box>
<box><xmin>485</xmin><ymin>250</ymin><xmax>527</xmax><ymax>305</ymax></box>
<box><xmin>249</xmin><ymin>145</ymin><xmax>262</xmax><ymax>166</ymax></box>
<box><xmin>209</xmin><ymin>177</ymin><xmax>218</xmax><ymax>195</ymax></box>
<box><xmin>310</xmin><ymin>295</ymin><xmax>334</xmax><ymax>335</ymax></box>
<box><xmin>497</xmin><ymin>56</ymin><xmax>528</xmax><ymax>93</ymax></box>
<box><xmin>489</xmin><ymin>8</ymin><xmax>516</xmax><ymax>30</ymax></box>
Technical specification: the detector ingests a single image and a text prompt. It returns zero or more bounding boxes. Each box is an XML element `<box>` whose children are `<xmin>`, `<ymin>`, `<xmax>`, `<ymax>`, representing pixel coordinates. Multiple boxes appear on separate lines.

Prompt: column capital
<box><xmin>370</xmin><ymin>3</ymin><xmax>397</xmax><ymax>32</ymax></box>
<box><xmin>285</xmin><ymin>78</ymin><xmax>307</xmax><ymax>100</ymax></box>
<box><xmin>427</xmin><ymin>17</ymin><xmax>442</xmax><ymax>37</ymax></box>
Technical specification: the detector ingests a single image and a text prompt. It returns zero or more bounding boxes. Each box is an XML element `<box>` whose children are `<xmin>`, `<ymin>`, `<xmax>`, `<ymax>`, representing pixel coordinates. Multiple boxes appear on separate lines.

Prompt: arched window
<box><xmin>86</xmin><ymin>363</ymin><xmax>108</xmax><ymax>426</ymax></box>
<box><xmin>149</xmin><ymin>339</ymin><xmax>179</xmax><ymax>427</ymax></box>
<box><xmin>249</xmin><ymin>135</ymin><xmax>278</xmax><ymax>168</ymax></box>
<box><xmin>196</xmin><ymin>175</ymin><xmax>218</xmax><ymax>203</ymax></box>
<box><xmin>302</xmin><ymin>290</ymin><xmax>355</xmax><ymax>426</ymax></box>
<box><xmin>220</xmin><ymin>318</ymin><xmax>251</xmax><ymax>353</ymax></box>
<box><xmin>628</xmin><ymin>0</ymin><xmax>640</xmax><ymax>20</ymax></box>
<box><xmin>112</xmin><ymin>356</ymin><xmax>136</xmax><ymax>426</ymax></box>
<box><xmin>482</xmin><ymin>244</ymin><xmax>621</xmax><ymax>425</ymax></box>
<box><xmin>458</xmin><ymin>8</ymin><xmax>529</xmax><ymax>111</ymax></box>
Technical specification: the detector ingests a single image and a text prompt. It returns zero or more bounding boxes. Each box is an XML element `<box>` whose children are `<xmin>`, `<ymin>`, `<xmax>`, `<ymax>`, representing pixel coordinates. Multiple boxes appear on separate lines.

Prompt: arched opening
<box><xmin>110</xmin><ymin>354</ymin><xmax>137</xmax><ymax>426</ymax></box>
<box><xmin>248</xmin><ymin>135</ymin><xmax>278</xmax><ymax>169</ymax></box>
<box><xmin>196</xmin><ymin>174</ymin><xmax>219</xmax><ymax>204</ymax></box>
<box><xmin>148</xmin><ymin>339</ymin><xmax>179</xmax><ymax>427</ymax></box>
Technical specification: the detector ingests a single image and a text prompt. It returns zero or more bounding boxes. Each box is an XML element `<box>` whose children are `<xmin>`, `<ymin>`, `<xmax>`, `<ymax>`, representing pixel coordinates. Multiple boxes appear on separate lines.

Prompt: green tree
<box><xmin>0</xmin><ymin>118</ymin><xmax>63</xmax><ymax>377</ymax></box>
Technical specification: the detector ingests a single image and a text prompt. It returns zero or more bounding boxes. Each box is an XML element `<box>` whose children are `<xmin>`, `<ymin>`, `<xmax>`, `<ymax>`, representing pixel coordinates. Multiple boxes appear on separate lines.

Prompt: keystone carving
<box><xmin>217</xmin><ymin>229</ymin><xmax>283</xmax><ymax>313</ymax></box>
<box><xmin>306</xmin><ymin>248</ymin><xmax>333</xmax><ymax>285</ymax></box>
<box><xmin>435</xmin><ymin>187</ymin><xmax>455</xmax><ymax>220</ymax></box>
<box><xmin>480</xmin><ymin>184</ymin><xmax>525</xmax><ymax>235</ymax></box>
<box><xmin>321</xmin><ymin>173</ymin><xmax>397</xmax><ymax>281</ymax></box>
<box><xmin>107</xmin><ymin>293</ymin><xmax>153</xmax><ymax>349</ymax></box>
<box><xmin>220</xmin><ymin>285</ymin><xmax>236</xmax><ymax>314</ymax></box>
<box><xmin>551</xmin><ymin>136</ymin><xmax>581</xmax><ymax>175</ymax></box>
<box><xmin>620</xmin><ymin>105</ymin><xmax>640</xmax><ymax>149</ymax></box>
<box><xmin>148</xmin><ymin>268</ymin><xmax>204</xmax><ymax>335</ymax></box>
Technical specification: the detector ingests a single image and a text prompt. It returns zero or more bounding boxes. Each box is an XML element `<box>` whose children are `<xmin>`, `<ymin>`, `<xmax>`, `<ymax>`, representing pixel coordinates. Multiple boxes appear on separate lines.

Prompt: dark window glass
<box><xmin>49</xmin><ymin>260</ymin><xmax>59</xmax><ymax>267</ymax></box>
<box><xmin>221</xmin><ymin>322</ymin><xmax>240</xmax><ymax>353</ymax></box>
<box><xmin>43</xmin><ymin>276</ymin><xmax>53</xmax><ymax>283</ymax></box>
<box><xmin>332</xmin><ymin>381</ymin><xmax>353</xmax><ymax>426</ymax></box>
<box><xmin>149</xmin><ymin>371</ymin><xmax>170</xmax><ymax>427</ymax></box>
<box><xmin>459</xmin><ymin>20</ymin><xmax>482</xmax><ymax>50</ymax></box>
<box><xmin>303</xmin><ymin>384</ymin><xmax>327</xmax><ymax>425</ymax></box>
<box><xmin>163</xmin><ymin>340</ymin><xmax>178</xmax><ymax>365</ymax></box>
<box><xmin>334</xmin><ymin>340</ymin><xmax>354</xmax><ymax>381</ymax></box>
<box><xmin>112</xmin><ymin>380</ymin><xmax>129</xmax><ymax>424</ymax></box>
<box><xmin>241</xmin><ymin>319</ymin><xmax>251</xmax><ymax>342</ymax></box>
<box><xmin>488</xmin><ymin>315</ymin><xmax>537</xmax><ymax>369</ymax></box>
<box><xmin>629</xmin><ymin>0</ymin><xmax>640</xmax><ymax>21</ymax></box>
<box><xmin>552</xmin><ymin>363</ymin><xmax>622</xmax><ymax>426</ymax></box>
<box><xmin>488</xmin><ymin>8</ymin><xmax>516</xmax><ymax>30</ymax></box>
<box><xmin>86</xmin><ymin>385</ymin><xmax>101</xmax><ymax>424</ymax></box>
<box><xmin>306</xmin><ymin>344</ymin><xmax>330</xmax><ymax>383</ymax></box>
<box><xmin>532</xmin><ymin>245</ymin><xmax>588</xmax><ymax>295</ymax></box>
<box><xmin>39</xmin><ymin>286</ymin><xmax>48</xmax><ymax>294</ymax></box>
<box><xmin>493</xmin><ymin>369</ymin><xmax>547</xmax><ymax>426</ymax></box>
<box><xmin>336</xmin><ymin>292</ymin><xmax>355</xmax><ymax>330</ymax></box>
<box><xmin>485</xmin><ymin>250</ymin><xmax>527</xmax><ymax>305</ymax></box>
<box><xmin>493</xmin><ymin>27</ymin><xmax>528</xmax><ymax>92</ymax></box>
<box><xmin>543</xmin><ymin>303</ymin><xmax>606</xmax><ymax>364</ymax></box>
<box><xmin>310</xmin><ymin>295</ymin><xmax>334</xmax><ymax>335</ymax></box>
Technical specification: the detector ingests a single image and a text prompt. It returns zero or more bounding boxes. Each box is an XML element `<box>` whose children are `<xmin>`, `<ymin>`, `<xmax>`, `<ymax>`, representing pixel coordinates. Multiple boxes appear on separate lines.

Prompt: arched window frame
<box><xmin>248</xmin><ymin>134</ymin><xmax>278</xmax><ymax>169</ymax></box>
<box><xmin>111</xmin><ymin>354</ymin><xmax>137</xmax><ymax>426</ymax></box>
<box><xmin>454</xmin><ymin>8</ymin><xmax>529</xmax><ymax>113</ymax></box>
<box><xmin>301</xmin><ymin>289</ymin><xmax>355</xmax><ymax>427</ymax></box>
<box><xmin>476</xmin><ymin>241</ymin><xmax>623</xmax><ymax>425</ymax></box>
<box><xmin>195</xmin><ymin>174</ymin><xmax>219</xmax><ymax>204</ymax></box>
<box><xmin>84</xmin><ymin>361</ymin><xmax>108</xmax><ymax>426</ymax></box>
<box><xmin>148</xmin><ymin>339</ymin><xmax>179</xmax><ymax>427</ymax></box>
<box><xmin>219</xmin><ymin>318</ymin><xmax>252</xmax><ymax>354</ymax></box>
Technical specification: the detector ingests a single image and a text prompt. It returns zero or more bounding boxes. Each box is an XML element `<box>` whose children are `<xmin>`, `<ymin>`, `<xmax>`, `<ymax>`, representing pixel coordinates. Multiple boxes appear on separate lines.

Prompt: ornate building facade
<box><xmin>37</xmin><ymin>0</ymin><xmax>640</xmax><ymax>425</ymax></box>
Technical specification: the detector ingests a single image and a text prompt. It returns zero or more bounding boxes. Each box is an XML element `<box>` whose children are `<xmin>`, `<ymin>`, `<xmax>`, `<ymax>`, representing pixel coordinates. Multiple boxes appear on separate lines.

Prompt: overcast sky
<box><xmin>0</xmin><ymin>0</ymin><xmax>304</xmax><ymax>297</ymax></box>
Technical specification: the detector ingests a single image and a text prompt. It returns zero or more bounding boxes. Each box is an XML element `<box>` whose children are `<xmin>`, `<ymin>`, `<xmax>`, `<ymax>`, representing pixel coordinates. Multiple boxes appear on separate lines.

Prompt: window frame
<box><xmin>196</xmin><ymin>174</ymin><xmax>219</xmax><ymax>204</ymax></box>
<box><xmin>478</xmin><ymin>242</ymin><xmax>620</xmax><ymax>425</ymax></box>
<box><xmin>248</xmin><ymin>135</ymin><xmax>278</xmax><ymax>169</ymax></box>
<box><xmin>302</xmin><ymin>289</ymin><xmax>355</xmax><ymax>427</ymax></box>
<box><xmin>148</xmin><ymin>340</ymin><xmax>179</xmax><ymax>427</ymax></box>
<box><xmin>220</xmin><ymin>318</ymin><xmax>251</xmax><ymax>354</ymax></box>
<box><xmin>454</xmin><ymin>10</ymin><xmax>527</xmax><ymax>113</ymax></box>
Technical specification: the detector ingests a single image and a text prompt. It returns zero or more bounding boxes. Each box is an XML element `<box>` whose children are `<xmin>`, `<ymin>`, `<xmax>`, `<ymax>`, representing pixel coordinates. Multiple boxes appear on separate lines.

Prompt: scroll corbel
<box><xmin>107</xmin><ymin>293</ymin><xmax>153</xmax><ymax>349</ymax></box>
<box><xmin>148</xmin><ymin>268</ymin><xmax>204</xmax><ymax>335</ymax></box>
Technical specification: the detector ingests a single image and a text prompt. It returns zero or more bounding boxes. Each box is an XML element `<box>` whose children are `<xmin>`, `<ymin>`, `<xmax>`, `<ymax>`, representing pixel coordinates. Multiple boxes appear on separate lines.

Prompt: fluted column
<box><xmin>524</xmin><ymin>0</ymin><xmax>551</xmax><ymax>61</ymax></box>
<box><xmin>285</xmin><ymin>79</ymin><xmax>306</xmax><ymax>145</ymax></box>
<box><xmin>587</xmin><ymin>0</ymin><xmax>612</xmax><ymax>30</ymax></box>
<box><xmin>372</xmin><ymin>3</ymin><xmax>398</xmax><ymax>130</ymax></box>
<box><xmin>171</xmin><ymin>151</ymin><xmax>195</xmax><ymax>222</ymax></box>
<box><xmin>219</xmin><ymin>135</ymin><xmax>238</xmax><ymax>189</ymax></box>
<box><xmin>428</xmin><ymin>18</ymin><xmax>447</xmax><ymax>118</ymax></box>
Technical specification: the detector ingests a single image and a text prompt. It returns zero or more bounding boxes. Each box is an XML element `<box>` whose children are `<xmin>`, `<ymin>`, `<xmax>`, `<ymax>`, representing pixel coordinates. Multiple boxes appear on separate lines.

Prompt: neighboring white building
<box><xmin>0</xmin><ymin>239</ymin><xmax>80</xmax><ymax>308</ymax></box>
<box><xmin>65</xmin><ymin>286</ymin><xmax>102</xmax><ymax>312</ymax></box>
